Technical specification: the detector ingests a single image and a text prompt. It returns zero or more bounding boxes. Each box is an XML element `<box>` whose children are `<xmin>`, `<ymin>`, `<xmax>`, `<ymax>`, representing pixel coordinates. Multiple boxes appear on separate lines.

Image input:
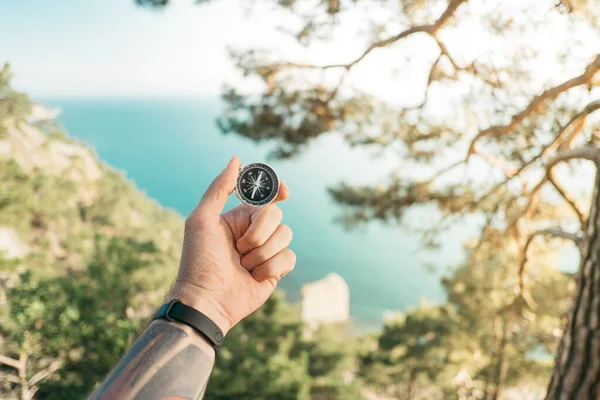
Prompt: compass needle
<box><xmin>236</xmin><ymin>163</ymin><xmax>280</xmax><ymax>207</ymax></box>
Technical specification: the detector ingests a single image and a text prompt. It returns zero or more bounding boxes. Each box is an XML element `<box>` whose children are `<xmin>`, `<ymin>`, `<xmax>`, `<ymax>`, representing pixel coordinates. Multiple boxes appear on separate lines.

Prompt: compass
<box><xmin>236</xmin><ymin>163</ymin><xmax>280</xmax><ymax>207</ymax></box>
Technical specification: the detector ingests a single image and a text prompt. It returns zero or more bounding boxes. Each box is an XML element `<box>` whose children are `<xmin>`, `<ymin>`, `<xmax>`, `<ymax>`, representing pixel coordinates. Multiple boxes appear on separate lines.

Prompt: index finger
<box><xmin>241</xmin><ymin>181</ymin><xmax>289</xmax><ymax>210</ymax></box>
<box><xmin>273</xmin><ymin>181</ymin><xmax>289</xmax><ymax>204</ymax></box>
<box><xmin>238</xmin><ymin>181</ymin><xmax>290</xmax><ymax>216</ymax></box>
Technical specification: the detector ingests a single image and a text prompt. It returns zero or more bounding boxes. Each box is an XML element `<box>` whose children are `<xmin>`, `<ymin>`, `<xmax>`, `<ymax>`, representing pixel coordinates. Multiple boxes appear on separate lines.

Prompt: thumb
<box><xmin>196</xmin><ymin>156</ymin><xmax>241</xmax><ymax>218</ymax></box>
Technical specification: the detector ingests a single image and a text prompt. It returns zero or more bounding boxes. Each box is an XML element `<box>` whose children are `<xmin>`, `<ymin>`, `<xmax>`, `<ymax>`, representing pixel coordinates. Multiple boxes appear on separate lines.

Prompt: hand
<box><xmin>168</xmin><ymin>157</ymin><xmax>295</xmax><ymax>335</ymax></box>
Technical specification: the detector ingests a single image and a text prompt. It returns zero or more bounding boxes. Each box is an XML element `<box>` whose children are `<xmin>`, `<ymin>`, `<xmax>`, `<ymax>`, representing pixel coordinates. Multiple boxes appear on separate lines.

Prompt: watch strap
<box><xmin>152</xmin><ymin>299</ymin><xmax>224</xmax><ymax>353</ymax></box>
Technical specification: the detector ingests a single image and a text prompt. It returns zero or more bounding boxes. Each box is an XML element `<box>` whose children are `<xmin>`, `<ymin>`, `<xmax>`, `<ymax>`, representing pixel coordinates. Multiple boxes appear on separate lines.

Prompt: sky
<box><xmin>1</xmin><ymin>0</ymin><xmax>393</xmax><ymax>97</ymax></box>
<box><xmin>2</xmin><ymin>0</ymin><xmax>599</xmax><ymax>100</ymax></box>
<box><xmin>0</xmin><ymin>0</ymin><xmax>289</xmax><ymax>96</ymax></box>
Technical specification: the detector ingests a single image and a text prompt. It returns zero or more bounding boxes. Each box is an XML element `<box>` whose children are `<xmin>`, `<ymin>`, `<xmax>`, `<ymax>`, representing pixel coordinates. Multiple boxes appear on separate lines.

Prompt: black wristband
<box><xmin>152</xmin><ymin>299</ymin><xmax>224</xmax><ymax>354</ymax></box>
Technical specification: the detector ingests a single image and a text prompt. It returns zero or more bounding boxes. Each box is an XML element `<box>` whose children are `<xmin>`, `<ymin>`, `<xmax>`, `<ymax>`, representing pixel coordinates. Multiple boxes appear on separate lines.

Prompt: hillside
<box><xmin>0</xmin><ymin>102</ymin><xmax>184</xmax><ymax>303</ymax></box>
<box><xmin>0</xmin><ymin>65</ymin><xmax>359</xmax><ymax>400</ymax></box>
<box><xmin>0</xmin><ymin>65</ymin><xmax>187</xmax><ymax>398</ymax></box>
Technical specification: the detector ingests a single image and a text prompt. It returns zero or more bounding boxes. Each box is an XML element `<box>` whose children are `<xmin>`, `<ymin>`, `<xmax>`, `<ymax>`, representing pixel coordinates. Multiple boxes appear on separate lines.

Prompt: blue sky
<box><xmin>0</xmin><ymin>0</ymin><xmax>285</xmax><ymax>96</ymax></box>
<box><xmin>0</xmin><ymin>0</ymin><xmax>462</xmax><ymax>99</ymax></box>
<box><xmin>2</xmin><ymin>0</ymin><xmax>598</xmax><ymax>102</ymax></box>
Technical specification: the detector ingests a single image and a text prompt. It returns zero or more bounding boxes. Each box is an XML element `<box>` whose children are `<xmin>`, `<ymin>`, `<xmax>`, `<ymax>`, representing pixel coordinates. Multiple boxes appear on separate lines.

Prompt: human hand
<box><xmin>168</xmin><ymin>157</ymin><xmax>295</xmax><ymax>335</ymax></box>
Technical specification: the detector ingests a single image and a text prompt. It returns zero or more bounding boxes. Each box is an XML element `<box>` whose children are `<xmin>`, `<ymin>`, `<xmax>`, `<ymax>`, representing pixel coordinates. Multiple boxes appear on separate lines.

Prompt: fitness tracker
<box><xmin>152</xmin><ymin>299</ymin><xmax>224</xmax><ymax>354</ymax></box>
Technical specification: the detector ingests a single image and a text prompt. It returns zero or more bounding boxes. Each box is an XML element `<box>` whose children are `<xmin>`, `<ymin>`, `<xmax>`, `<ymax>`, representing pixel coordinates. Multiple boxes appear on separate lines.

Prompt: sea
<box><xmin>40</xmin><ymin>97</ymin><xmax>469</xmax><ymax>331</ymax></box>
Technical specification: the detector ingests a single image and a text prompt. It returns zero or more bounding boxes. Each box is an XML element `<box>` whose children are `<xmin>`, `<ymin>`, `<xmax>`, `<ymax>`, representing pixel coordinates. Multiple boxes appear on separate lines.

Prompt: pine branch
<box><xmin>526</xmin><ymin>227</ymin><xmax>582</xmax><ymax>245</ymax></box>
<box><xmin>505</xmin><ymin>177</ymin><xmax>546</xmax><ymax>237</ymax></box>
<box><xmin>471</xmin><ymin>146</ymin><xmax>517</xmax><ymax>177</ymax></box>
<box><xmin>505</xmin><ymin>146</ymin><xmax>598</xmax><ymax>236</ymax></box>
<box><xmin>500</xmin><ymin>146</ymin><xmax>597</xmax><ymax>309</ymax></box>
<box><xmin>0</xmin><ymin>372</ymin><xmax>21</xmax><ymax>384</ymax></box>
<box><xmin>518</xmin><ymin>227</ymin><xmax>582</xmax><ymax>309</ymax></box>
<box><xmin>27</xmin><ymin>360</ymin><xmax>62</xmax><ymax>388</ymax></box>
<box><xmin>545</xmin><ymin>100</ymin><xmax>600</xmax><ymax>155</ymax></box>
<box><xmin>467</xmin><ymin>54</ymin><xmax>600</xmax><ymax>158</ymax></box>
<box><xmin>548</xmin><ymin>170</ymin><xmax>586</xmax><ymax>228</ymax></box>
<box><xmin>432</xmin><ymin>35</ymin><xmax>464</xmax><ymax>71</ymax></box>
<box><xmin>546</xmin><ymin>146</ymin><xmax>600</xmax><ymax>168</ymax></box>
<box><xmin>277</xmin><ymin>25</ymin><xmax>431</xmax><ymax>71</ymax></box>
<box><xmin>0</xmin><ymin>353</ymin><xmax>22</xmax><ymax>371</ymax></box>
<box><xmin>472</xmin><ymin>200</ymin><xmax>502</xmax><ymax>253</ymax></box>
<box><xmin>278</xmin><ymin>0</ymin><xmax>468</xmax><ymax>71</ymax></box>
<box><xmin>408</xmin><ymin>53</ymin><xmax>443</xmax><ymax>110</ymax></box>
<box><xmin>474</xmin><ymin>102</ymin><xmax>600</xmax><ymax>206</ymax></box>
<box><xmin>422</xmin><ymin>159</ymin><xmax>465</xmax><ymax>185</ymax></box>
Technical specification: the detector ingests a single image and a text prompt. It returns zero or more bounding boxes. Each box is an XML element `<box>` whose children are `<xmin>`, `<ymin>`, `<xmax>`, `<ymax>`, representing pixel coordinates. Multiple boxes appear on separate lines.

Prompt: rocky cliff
<box><xmin>0</xmin><ymin>74</ymin><xmax>188</xmax><ymax>397</ymax></box>
<box><xmin>301</xmin><ymin>273</ymin><xmax>350</xmax><ymax>326</ymax></box>
<box><xmin>0</xmin><ymin>103</ymin><xmax>183</xmax><ymax>311</ymax></box>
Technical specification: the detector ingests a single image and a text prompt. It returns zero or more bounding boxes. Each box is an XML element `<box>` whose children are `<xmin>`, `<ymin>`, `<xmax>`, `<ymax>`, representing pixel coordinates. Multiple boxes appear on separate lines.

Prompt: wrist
<box><xmin>167</xmin><ymin>280</ymin><xmax>233</xmax><ymax>335</ymax></box>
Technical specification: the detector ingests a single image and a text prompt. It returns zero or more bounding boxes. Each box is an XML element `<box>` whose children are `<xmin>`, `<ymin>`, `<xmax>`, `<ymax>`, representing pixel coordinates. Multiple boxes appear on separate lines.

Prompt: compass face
<box><xmin>236</xmin><ymin>163</ymin><xmax>280</xmax><ymax>207</ymax></box>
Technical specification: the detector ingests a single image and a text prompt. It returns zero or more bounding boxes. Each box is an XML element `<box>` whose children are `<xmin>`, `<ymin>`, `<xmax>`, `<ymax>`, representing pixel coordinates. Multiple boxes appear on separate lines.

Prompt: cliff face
<box><xmin>0</xmin><ymin>79</ymin><xmax>190</xmax><ymax>397</ymax></box>
<box><xmin>0</xmin><ymin>103</ymin><xmax>183</xmax><ymax>308</ymax></box>
<box><xmin>301</xmin><ymin>273</ymin><xmax>350</xmax><ymax>325</ymax></box>
<box><xmin>0</xmin><ymin>70</ymin><xmax>360</xmax><ymax>400</ymax></box>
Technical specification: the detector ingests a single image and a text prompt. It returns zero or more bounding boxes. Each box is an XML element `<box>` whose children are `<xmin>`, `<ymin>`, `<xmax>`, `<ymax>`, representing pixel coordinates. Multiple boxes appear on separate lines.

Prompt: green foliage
<box><xmin>7</xmin><ymin>0</ymin><xmax>595</xmax><ymax>389</ymax></box>
<box><xmin>0</xmin><ymin>63</ymin><xmax>31</xmax><ymax>138</ymax></box>
<box><xmin>359</xmin><ymin>304</ymin><xmax>459</xmax><ymax>398</ymax></box>
<box><xmin>0</xmin><ymin>69</ymin><xmax>185</xmax><ymax>398</ymax></box>
<box><xmin>0</xmin><ymin>70</ymin><xmax>358</xmax><ymax>399</ymax></box>
<box><xmin>358</xmin><ymin>239</ymin><xmax>571</xmax><ymax>399</ymax></box>
<box><xmin>208</xmin><ymin>292</ymin><xmax>311</xmax><ymax>399</ymax></box>
<box><xmin>305</xmin><ymin>323</ymin><xmax>363</xmax><ymax>400</ymax></box>
<box><xmin>209</xmin><ymin>296</ymin><xmax>362</xmax><ymax>399</ymax></box>
<box><xmin>3</xmin><ymin>237</ymin><xmax>156</xmax><ymax>399</ymax></box>
<box><xmin>205</xmin><ymin>0</ymin><xmax>600</xmax><ymax>396</ymax></box>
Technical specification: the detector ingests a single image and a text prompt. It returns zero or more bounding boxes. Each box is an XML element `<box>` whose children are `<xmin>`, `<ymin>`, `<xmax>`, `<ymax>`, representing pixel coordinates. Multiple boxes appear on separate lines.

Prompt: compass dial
<box><xmin>236</xmin><ymin>163</ymin><xmax>280</xmax><ymax>207</ymax></box>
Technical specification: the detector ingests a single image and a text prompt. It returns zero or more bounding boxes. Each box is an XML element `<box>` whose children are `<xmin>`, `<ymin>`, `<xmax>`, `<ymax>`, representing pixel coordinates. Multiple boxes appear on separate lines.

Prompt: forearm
<box><xmin>88</xmin><ymin>157</ymin><xmax>295</xmax><ymax>399</ymax></box>
<box><xmin>88</xmin><ymin>319</ymin><xmax>215</xmax><ymax>400</ymax></box>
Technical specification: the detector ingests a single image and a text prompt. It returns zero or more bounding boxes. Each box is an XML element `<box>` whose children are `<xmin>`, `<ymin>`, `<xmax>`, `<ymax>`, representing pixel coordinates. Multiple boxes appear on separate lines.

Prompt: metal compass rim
<box><xmin>235</xmin><ymin>162</ymin><xmax>280</xmax><ymax>207</ymax></box>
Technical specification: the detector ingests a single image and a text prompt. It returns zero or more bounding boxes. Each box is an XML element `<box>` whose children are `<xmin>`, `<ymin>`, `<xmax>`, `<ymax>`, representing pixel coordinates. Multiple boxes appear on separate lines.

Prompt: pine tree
<box><xmin>139</xmin><ymin>0</ymin><xmax>600</xmax><ymax>395</ymax></box>
<box><xmin>184</xmin><ymin>0</ymin><xmax>599</xmax><ymax>397</ymax></box>
<box><xmin>359</xmin><ymin>235</ymin><xmax>572</xmax><ymax>399</ymax></box>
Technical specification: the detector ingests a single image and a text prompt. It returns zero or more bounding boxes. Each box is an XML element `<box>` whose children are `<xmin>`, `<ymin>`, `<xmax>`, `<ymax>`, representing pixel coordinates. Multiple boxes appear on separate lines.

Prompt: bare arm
<box><xmin>88</xmin><ymin>156</ymin><xmax>294</xmax><ymax>400</ymax></box>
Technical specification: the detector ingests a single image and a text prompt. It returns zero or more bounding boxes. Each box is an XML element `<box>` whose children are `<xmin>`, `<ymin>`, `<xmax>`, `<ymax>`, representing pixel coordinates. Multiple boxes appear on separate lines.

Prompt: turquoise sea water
<box><xmin>41</xmin><ymin>97</ymin><xmax>468</xmax><ymax>330</ymax></box>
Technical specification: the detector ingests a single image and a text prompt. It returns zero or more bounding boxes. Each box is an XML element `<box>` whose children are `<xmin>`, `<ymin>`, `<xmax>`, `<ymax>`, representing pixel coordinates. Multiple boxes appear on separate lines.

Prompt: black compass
<box><xmin>236</xmin><ymin>163</ymin><xmax>280</xmax><ymax>207</ymax></box>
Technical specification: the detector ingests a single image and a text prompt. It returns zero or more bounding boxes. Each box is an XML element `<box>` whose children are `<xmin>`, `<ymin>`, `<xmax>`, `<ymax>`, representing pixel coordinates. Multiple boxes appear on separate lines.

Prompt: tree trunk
<box><xmin>18</xmin><ymin>352</ymin><xmax>29</xmax><ymax>400</ymax></box>
<box><xmin>490</xmin><ymin>322</ymin><xmax>509</xmax><ymax>400</ymax></box>
<box><xmin>483</xmin><ymin>317</ymin><xmax>509</xmax><ymax>400</ymax></box>
<box><xmin>406</xmin><ymin>374</ymin><xmax>416</xmax><ymax>400</ymax></box>
<box><xmin>546</xmin><ymin>171</ymin><xmax>600</xmax><ymax>399</ymax></box>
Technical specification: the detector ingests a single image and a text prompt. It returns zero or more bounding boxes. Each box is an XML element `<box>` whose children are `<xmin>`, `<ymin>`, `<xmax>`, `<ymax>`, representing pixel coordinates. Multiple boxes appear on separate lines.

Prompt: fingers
<box><xmin>236</xmin><ymin>205</ymin><xmax>283</xmax><ymax>254</ymax></box>
<box><xmin>195</xmin><ymin>159</ymin><xmax>288</xmax><ymax>222</ymax></box>
<box><xmin>239</xmin><ymin>181</ymin><xmax>289</xmax><ymax>213</ymax></box>
<box><xmin>196</xmin><ymin>156</ymin><xmax>241</xmax><ymax>219</ymax></box>
<box><xmin>273</xmin><ymin>181</ymin><xmax>289</xmax><ymax>204</ymax></box>
<box><xmin>251</xmin><ymin>248</ymin><xmax>296</xmax><ymax>282</ymax></box>
<box><xmin>241</xmin><ymin>224</ymin><xmax>293</xmax><ymax>270</ymax></box>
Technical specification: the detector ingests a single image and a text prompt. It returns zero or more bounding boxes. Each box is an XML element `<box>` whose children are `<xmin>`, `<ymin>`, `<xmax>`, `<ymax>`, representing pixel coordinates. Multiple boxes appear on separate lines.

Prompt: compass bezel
<box><xmin>235</xmin><ymin>162</ymin><xmax>280</xmax><ymax>207</ymax></box>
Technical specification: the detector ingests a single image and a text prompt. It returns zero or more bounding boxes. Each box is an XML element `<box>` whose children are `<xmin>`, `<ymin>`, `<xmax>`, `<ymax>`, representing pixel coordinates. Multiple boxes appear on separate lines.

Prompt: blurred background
<box><xmin>1</xmin><ymin>0</ymin><xmax>600</xmax><ymax>399</ymax></box>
